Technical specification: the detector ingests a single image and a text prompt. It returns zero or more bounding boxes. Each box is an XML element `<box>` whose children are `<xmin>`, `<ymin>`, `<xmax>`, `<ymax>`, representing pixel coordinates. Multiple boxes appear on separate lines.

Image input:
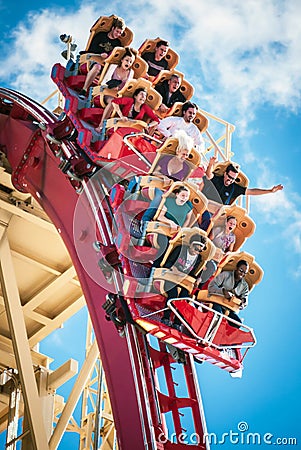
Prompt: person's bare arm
<box><xmin>157</xmin><ymin>206</ymin><xmax>179</xmax><ymax>230</ymax></box>
<box><xmin>227</xmin><ymin>240</ymin><xmax>235</xmax><ymax>252</ymax></box>
<box><xmin>158</xmin><ymin>103</ymin><xmax>169</xmax><ymax>113</ymax></box>
<box><xmin>147</xmin><ymin>120</ymin><xmax>159</xmax><ymax>128</ymax></box>
<box><xmin>183</xmin><ymin>209</ymin><xmax>195</xmax><ymax>228</ymax></box>
<box><xmin>205</xmin><ymin>156</ymin><xmax>217</xmax><ymax>180</ymax></box>
<box><xmin>112</xmin><ymin>103</ymin><xmax>127</xmax><ymax>121</ymax></box>
<box><xmin>245</xmin><ymin>184</ymin><xmax>283</xmax><ymax>196</ymax></box>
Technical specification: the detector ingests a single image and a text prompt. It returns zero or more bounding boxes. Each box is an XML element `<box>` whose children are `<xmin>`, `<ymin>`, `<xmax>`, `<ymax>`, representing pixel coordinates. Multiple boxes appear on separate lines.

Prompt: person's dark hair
<box><xmin>112</xmin><ymin>17</ymin><xmax>126</xmax><ymax>31</ymax></box>
<box><xmin>173</xmin><ymin>186</ymin><xmax>189</xmax><ymax>196</ymax></box>
<box><xmin>181</xmin><ymin>101</ymin><xmax>197</xmax><ymax>115</ymax></box>
<box><xmin>156</xmin><ymin>40</ymin><xmax>169</xmax><ymax>48</ymax></box>
<box><xmin>236</xmin><ymin>259</ymin><xmax>249</xmax><ymax>269</ymax></box>
<box><xmin>226</xmin><ymin>215</ymin><xmax>237</xmax><ymax>222</ymax></box>
<box><xmin>119</xmin><ymin>47</ymin><xmax>136</xmax><ymax>66</ymax></box>
<box><xmin>133</xmin><ymin>87</ymin><xmax>147</xmax><ymax>98</ymax></box>
<box><xmin>170</xmin><ymin>74</ymin><xmax>181</xmax><ymax>82</ymax></box>
<box><xmin>225</xmin><ymin>163</ymin><xmax>239</xmax><ymax>174</ymax></box>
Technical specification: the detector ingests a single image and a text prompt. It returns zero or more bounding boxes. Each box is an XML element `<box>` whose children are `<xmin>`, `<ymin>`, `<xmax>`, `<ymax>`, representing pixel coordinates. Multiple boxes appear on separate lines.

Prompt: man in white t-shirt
<box><xmin>156</xmin><ymin>101</ymin><xmax>205</xmax><ymax>154</ymax></box>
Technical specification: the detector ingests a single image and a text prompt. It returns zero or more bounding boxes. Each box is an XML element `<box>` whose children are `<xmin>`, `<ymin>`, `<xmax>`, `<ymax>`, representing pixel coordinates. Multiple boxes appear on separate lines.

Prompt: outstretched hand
<box><xmin>271</xmin><ymin>184</ymin><xmax>284</xmax><ymax>193</ymax></box>
<box><xmin>208</xmin><ymin>156</ymin><xmax>217</xmax><ymax>166</ymax></box>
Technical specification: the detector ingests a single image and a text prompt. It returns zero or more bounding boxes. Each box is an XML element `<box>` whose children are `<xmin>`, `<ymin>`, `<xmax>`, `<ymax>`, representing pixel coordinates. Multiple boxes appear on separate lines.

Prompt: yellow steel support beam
<box><xmin>0</xmin><ymin>232</ymin><xmax>49</xmax><ymax>450</ymax></box>
<box><xmin>48</xmin><ymin>359</ymin><xmax>78</xmax><ymax>391</ymax></box>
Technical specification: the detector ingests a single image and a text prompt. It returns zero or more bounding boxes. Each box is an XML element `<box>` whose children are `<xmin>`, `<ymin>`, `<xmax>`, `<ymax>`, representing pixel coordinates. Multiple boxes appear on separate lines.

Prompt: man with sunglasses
<box><xmin>207</xmin><ymin>259</ymin><xmax>249</xmax><ymax>327</ymax></box>
<box><xmin>160</xmin><ymin>234</ymin><xmax>207</xmax><ymax>330</ymax></box>
<box><xmin>203</xmin><ymin>158</ymin><xmax>283</xmax><ymax>205</ymax></box>
<box><xmin>199</xmin><ymin>158</ymin><xmax>283</xmax><ymax>230</ymax></box>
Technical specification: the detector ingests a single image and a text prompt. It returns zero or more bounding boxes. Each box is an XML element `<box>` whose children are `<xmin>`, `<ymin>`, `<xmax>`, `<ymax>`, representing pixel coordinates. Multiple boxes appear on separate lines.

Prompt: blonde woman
<box><xmin>153</xmin><ymin>129</ymin><xmax>194</xmax><ymax>181</ymax></box>
<box><xmin>142</xmin><ymin>130</ymin><xmax>194</xmax><ymax>224</ymax></box>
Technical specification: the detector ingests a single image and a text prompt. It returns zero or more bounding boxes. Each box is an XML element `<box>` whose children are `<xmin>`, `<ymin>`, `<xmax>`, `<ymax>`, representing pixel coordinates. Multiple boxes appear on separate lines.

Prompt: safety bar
<box><xmin>123</xmin><ymin>132</ymin><xmax>163</xmax><ymax>168</ymax></box>
<box><xmin>166</xmin><ymin>297</ymin><xmax>257</xmax><ymax>350</ymax></box>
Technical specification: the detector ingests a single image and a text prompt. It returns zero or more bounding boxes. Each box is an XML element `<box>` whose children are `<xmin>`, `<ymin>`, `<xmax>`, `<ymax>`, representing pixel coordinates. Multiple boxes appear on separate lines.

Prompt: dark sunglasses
<box><xmin>193</xmin><ymin>243</ymin><xmax>206</xmax><ymax>251</ymax></box>
<box><xmin>226</xmin><ymin>173</ymin><xmax>237</xmax><ymax>181</ymax></box>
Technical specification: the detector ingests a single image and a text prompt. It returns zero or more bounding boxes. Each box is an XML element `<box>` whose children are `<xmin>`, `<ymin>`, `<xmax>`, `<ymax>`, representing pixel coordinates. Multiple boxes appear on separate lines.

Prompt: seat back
<box><xmin>85</xmin><ymin>15</ymin><xmax>133</xmax><ymax>50</ymax></box>
<box><xmin>160</xmin><ymin>227</ymin><xmax>216</xmax><ymax>271</ymax></box>
<box><xmin>118</xmin><ymin>78</ymin><xmax>162</xmax><ymax>111</ymax></box>
<box><xmin>145</xmin><ymin>181</ymin><xmax>208</xmax><ymax>247</ymax></box>
<box><xmin>152</xmin><ymin>69</ymin><xmax>182</xmax><ymax>85</ymax></box>
<box><xmin>91</xmin><ymin>48</ymin><xmax>149</xmax><ymax>107</ymax></box>
<box><xmin>179</xmin><ymin>79</ymin><xmax>194</xmax><ymax>102</ymax></box>
<box><xmin>210</xmin><ymin>204</ymin><xmax>255</xmax><ymax>254</ymax></box>
<box><xmin>212</xmin><ymin>160</ymin><xmax>249</xmax><ymax>188</ymax></box>
<box><xmin>92</xmin><ymin>86</ymin><xmax>119</xmax><ymax>108</ymax></box>
<box><xmin>196</xmin><ymin>252</ymin><xmax>263</xmax><ymax>312</ymax></box>
<box><xmin>153</xmin><ymin>69</ymin><xmax>194</xmax><ymax>101</ymax></box>
<box><xmin>98</xmin><ymin>47</ymin><xmax>148</xmax><ymax>84</ymax></box>
<box><xmin>168</xmin><ymin>103</ymin><xmax>209</xmax><ymax>133</ymax></box>
<box><xmin>218</xmin><ymin>251</ymin><xmax>264</xmax><ymax>291</ymax></box>
<box><xmin>152</xmin><ymin>228</ymin><xmax>215</xmax><ymax>296</ymax></box>
<box><xmin>79</xmin><ymin>17</ymin><xmax>133</xmax><ymax>74</ymax></box>
<box><xmin>194</xmin><ymin>110</ymin><xmax>209</xmax><ymax>134</ymax></box>
<box><xmin>152</xmin><ymin>181</ymin><xmax>208</xmax><ymax>222</ymax></box>
<box><xmin>130</xmin><ymin>56</ymin><xmax>148</xmax><ymax>80</ymax></box>
<box><xmin>138</xmin><ymin>38</ymin><xmax>179</xmax><ymax>72</ymax></box>
<box><xmin>148</xmin><ymin>137</ymin><xmax>201</xmax><ymax>178</ymax></box>
<box><xmin>197</xmin><ymin>251</ymin><xmax>263</xmax><ymax>311</ymax></box>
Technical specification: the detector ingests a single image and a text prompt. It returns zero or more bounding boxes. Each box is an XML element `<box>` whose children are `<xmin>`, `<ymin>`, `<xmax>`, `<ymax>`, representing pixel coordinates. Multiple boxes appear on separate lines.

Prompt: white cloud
<box><xmin>0</xmin><ymin>0</ymin><xmax>300</xmax><ymax>122</ymax></box>
<box><xmin>0</xmin><ymin>6</ymin><xmax>100</xmax><ymax>102</ymax></box>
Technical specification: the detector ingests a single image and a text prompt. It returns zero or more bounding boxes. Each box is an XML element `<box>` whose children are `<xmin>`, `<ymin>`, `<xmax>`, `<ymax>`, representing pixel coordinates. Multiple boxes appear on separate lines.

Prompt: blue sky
<box><xmin>0</xmin><ymin>0</ymin><xmax>301</xmax><ymax>448</ymax></box>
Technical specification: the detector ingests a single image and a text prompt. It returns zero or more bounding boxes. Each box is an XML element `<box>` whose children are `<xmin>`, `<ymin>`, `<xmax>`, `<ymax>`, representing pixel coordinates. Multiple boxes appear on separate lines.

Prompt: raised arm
<box><xmin>246</xmin><ymin>184</ymin><xmax>283</xmax><ymax>196</ymax></box>
<box><xmin>205</xmin><ymin>156</ymin><xmax>217</xmax><ymax>180</ymax></box>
